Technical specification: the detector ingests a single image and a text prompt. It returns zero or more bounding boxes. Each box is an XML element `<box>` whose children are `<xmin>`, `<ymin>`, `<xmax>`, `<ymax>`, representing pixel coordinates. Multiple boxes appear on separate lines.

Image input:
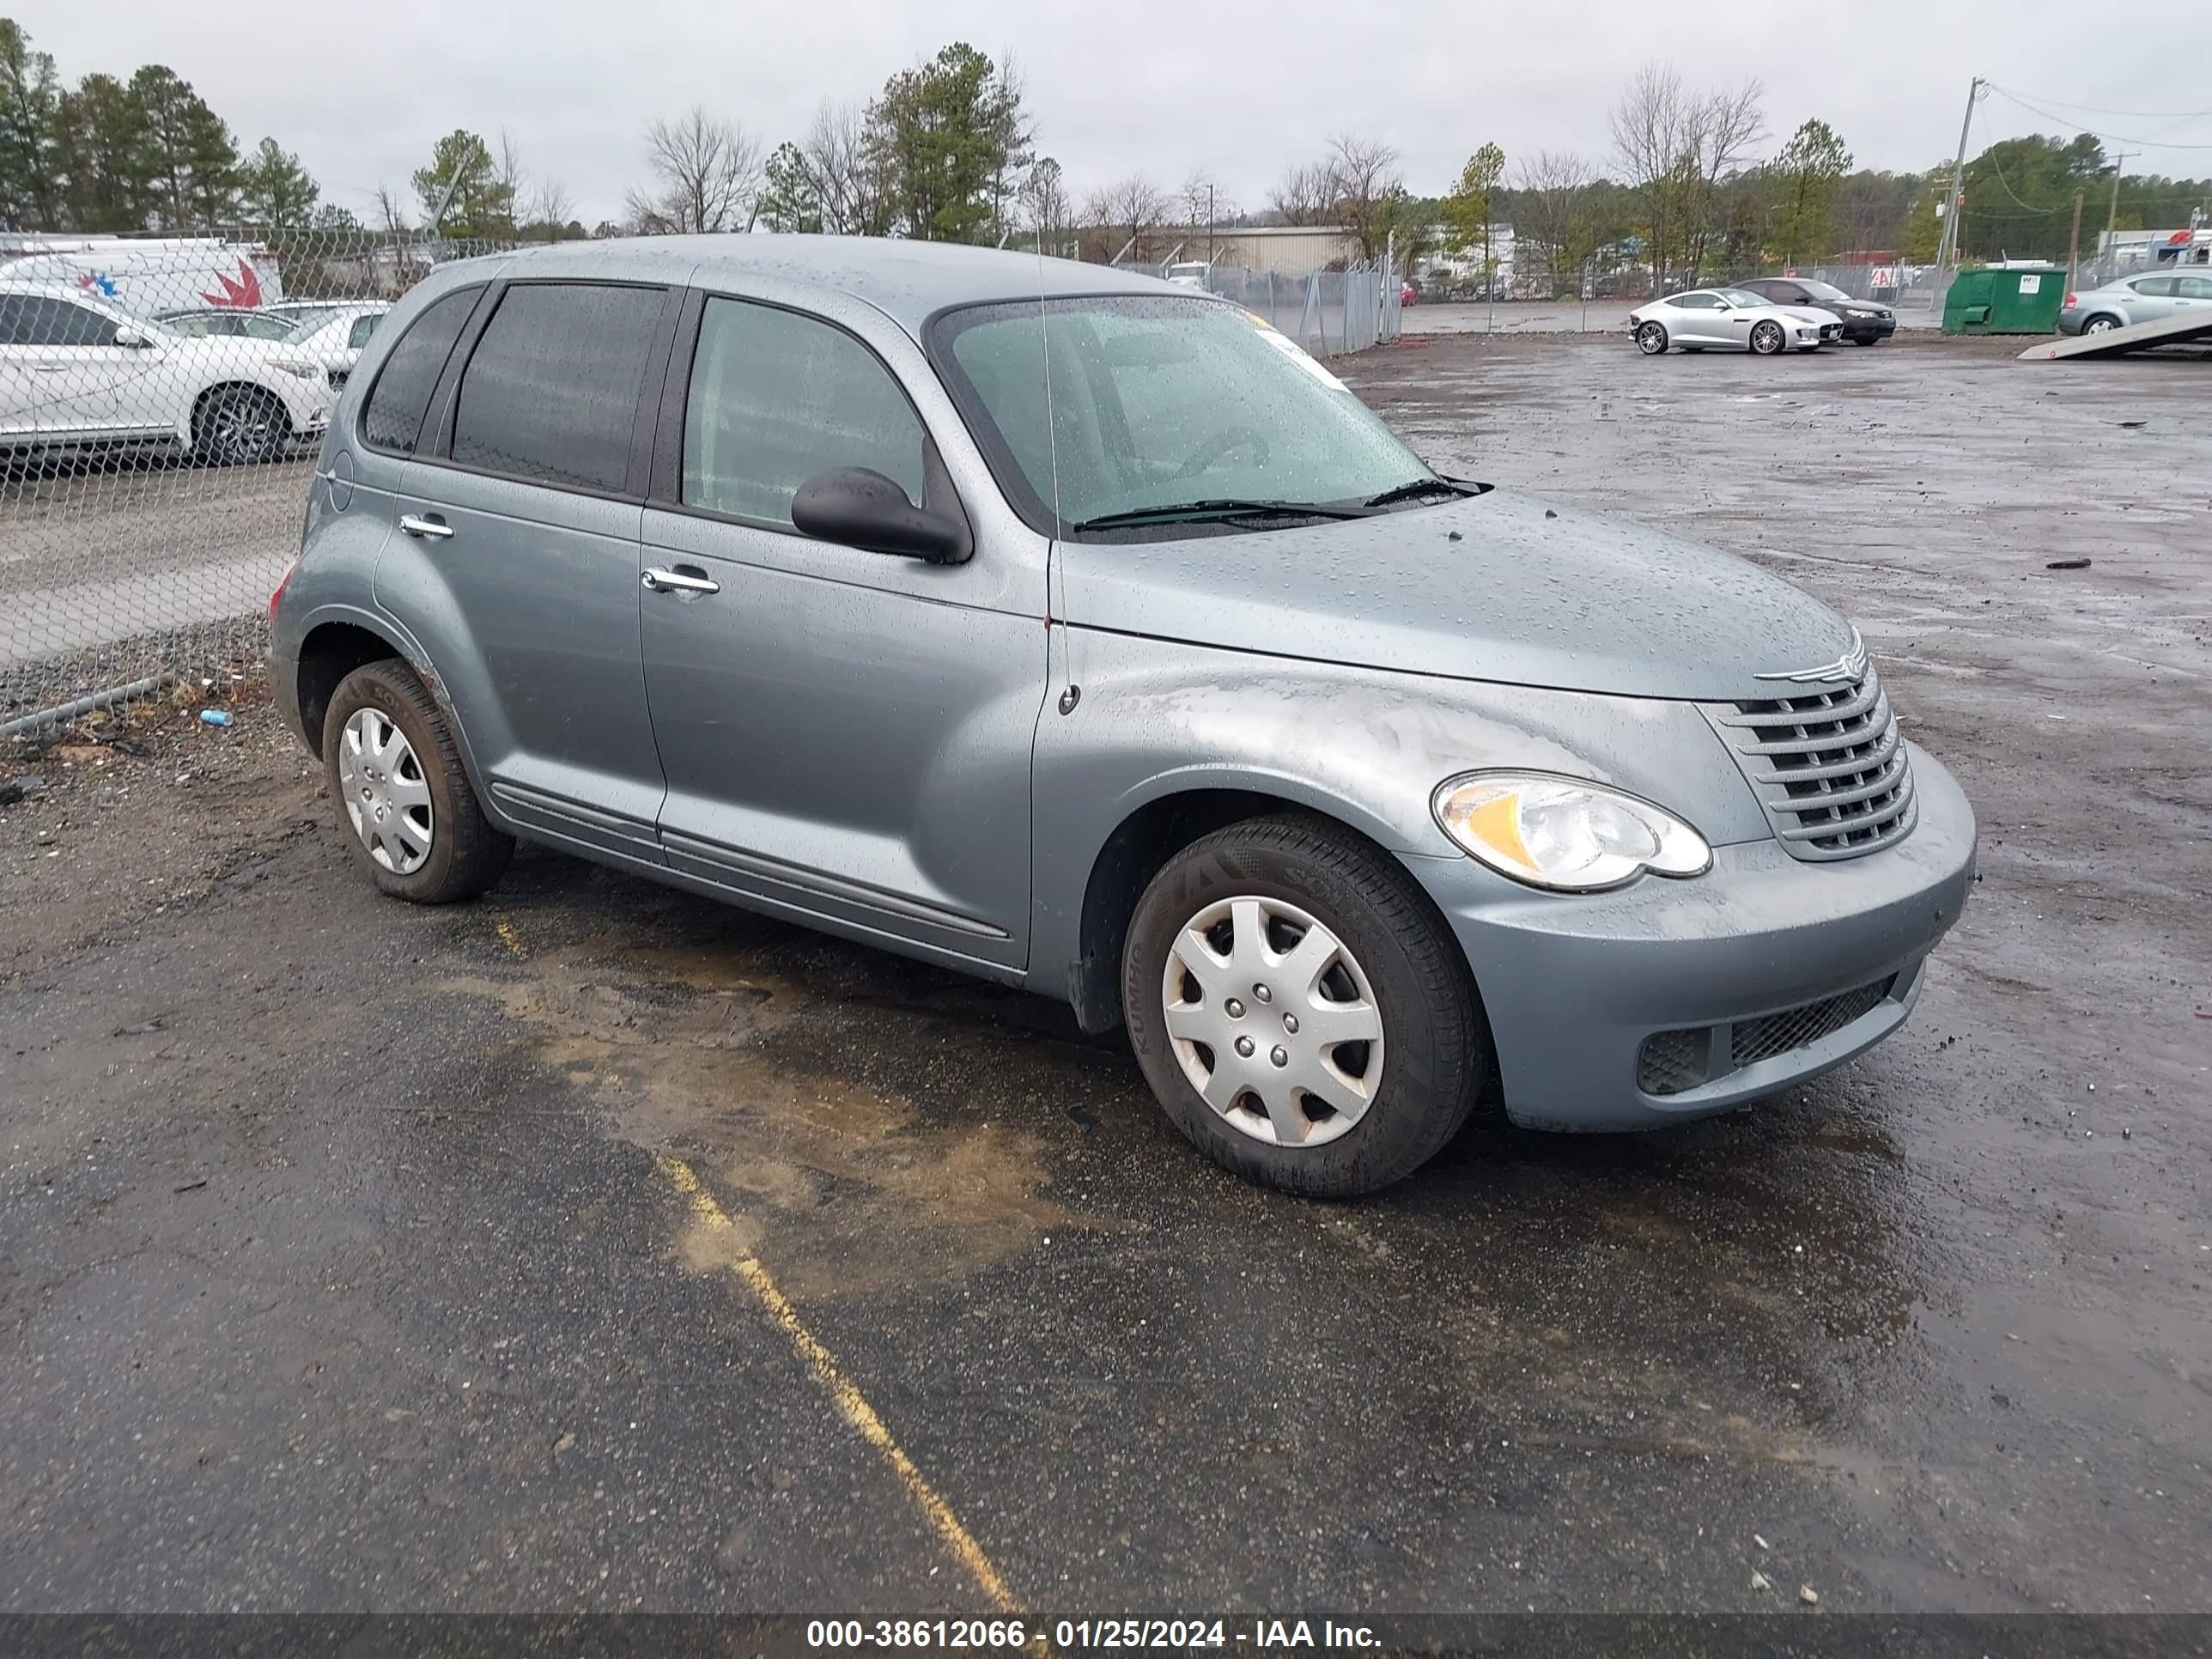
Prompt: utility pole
<box><xmin>2067</xmin><ymin>189</ymin><xmax>2084</xmax><ymax>294</ymax></box>
<box><xmin>2106</xmin><ymin>151</ymin><xmax>2138</xmax><ymax>235</ymax></box>
<box><xmin>1935</xmin><ymin>76</ymin><xmax>1984</xmax><ymax>283</ymax></box>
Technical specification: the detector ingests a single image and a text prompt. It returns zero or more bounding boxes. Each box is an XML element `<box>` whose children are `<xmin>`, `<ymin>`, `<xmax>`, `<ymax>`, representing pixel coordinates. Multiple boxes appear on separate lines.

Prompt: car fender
<box><xmin>1027</xmin><ymin>626</ymin><xmax>1771</xmax><ymax>1007</ymax></box>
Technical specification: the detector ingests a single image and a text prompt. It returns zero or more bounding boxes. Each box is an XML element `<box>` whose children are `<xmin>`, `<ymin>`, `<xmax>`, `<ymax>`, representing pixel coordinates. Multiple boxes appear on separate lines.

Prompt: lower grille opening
<box><xmin>1638</xmin><ymin>974</ymin><xmax>1900</xmax><ymax>1097</ymax></box>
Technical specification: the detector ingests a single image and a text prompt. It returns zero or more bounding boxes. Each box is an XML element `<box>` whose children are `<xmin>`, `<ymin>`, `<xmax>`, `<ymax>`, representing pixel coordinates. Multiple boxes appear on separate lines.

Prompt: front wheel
<box><xmin>1750</xmin><ymin>319</ymin><xmax>1787</xmax><ymax>356</ymax></box>
<box><xmin>1121</xmin><ymin>816</ymin><xmax>1490</xmax><ymax>1196</ymax></box>
<box><xmin>321</xmin><ymin>659</ymin><xmax>512</xmax><ymax>903</ymax></box>
<box><xmin>1634</xmin><ymin>321</ymin><xmax>1669</xmax><ymax>355</ymax></box>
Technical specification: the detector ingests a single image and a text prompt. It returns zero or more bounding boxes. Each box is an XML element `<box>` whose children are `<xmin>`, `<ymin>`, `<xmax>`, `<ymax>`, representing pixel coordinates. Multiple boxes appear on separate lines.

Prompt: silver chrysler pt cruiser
<box><xmin>270</xmin><ymin>238</ymin><xmax>1976</xmax><ymax>1195</ymax></box>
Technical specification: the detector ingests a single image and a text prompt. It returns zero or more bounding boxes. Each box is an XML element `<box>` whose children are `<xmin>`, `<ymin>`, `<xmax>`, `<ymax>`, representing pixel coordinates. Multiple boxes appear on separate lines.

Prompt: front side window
<box><xmin>361</xmin><ymin>286</ymin><xmax>482</xmax><ymax>454</ymax></box>
<box><xmin>2178</xmin><ymin>276</ymin><xmax>2212</xmax><ymax>300</ymax></box>
<box><xmin>450</xmin><ymin>283</ymin><xmax>664</xmax><ymax>491</ymax></box>
<box><xmin>0</xmin><ymin>296</ymin><xmax>121</xmax><ymax>347</ymax></box>
<box><xmin>347</xmin><ymin>315</ymin><xmax>380</xmax><ymax>350</ymax></box>
<box><xmin>681</xmin><ymin>297</ymin><xmax>925</xmax><ymax>526</ymax></box>
<box><xmin>931</xmin><ymin>295</ymin><xmax>1434</xmax><ymax>536</ymax></box>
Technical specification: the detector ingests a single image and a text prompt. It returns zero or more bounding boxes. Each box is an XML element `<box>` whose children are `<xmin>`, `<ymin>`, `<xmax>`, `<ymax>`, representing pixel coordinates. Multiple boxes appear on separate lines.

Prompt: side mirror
<box><xmin>793</xmin><ymin>466</ymin><xmax>969</xmax><ymax>562</ymax></box>
<box><xmin>112</xmin><ymin>325</ymin><xmax>152</xmax><ymax>349</ymax></box>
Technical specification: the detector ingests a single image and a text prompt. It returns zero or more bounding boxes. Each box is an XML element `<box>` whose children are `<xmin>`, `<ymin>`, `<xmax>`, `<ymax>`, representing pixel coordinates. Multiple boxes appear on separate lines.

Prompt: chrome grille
<box><xmin>1710</xmin><ymin>663</ymin><xmax>1917</xmax><ymax>861</ymax></box>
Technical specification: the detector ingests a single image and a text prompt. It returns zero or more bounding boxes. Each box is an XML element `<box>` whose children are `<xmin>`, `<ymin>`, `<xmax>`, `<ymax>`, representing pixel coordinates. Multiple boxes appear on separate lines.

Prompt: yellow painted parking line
<box><xmin>656</xmin><ymin>1152</ymin><xmax>1025</xmax><ymax>1617</ymax></box>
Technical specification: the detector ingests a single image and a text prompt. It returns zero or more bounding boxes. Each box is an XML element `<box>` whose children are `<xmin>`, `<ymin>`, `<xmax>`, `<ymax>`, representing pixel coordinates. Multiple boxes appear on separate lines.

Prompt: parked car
<box><xmin>270</xmin><ymin>239</ymin><xmax>1974</xmax><ymax>1195</ymax></box>
<box><xmin>277</xmin><ymin>303</ymin><xmax>389</xmax><ymax>391</ymax></box>
<box><xmin>1735</xmin><ymin>277</ymin><xmax>1895</xmax><ymax>344</ymax></box>
<box><xmin>0</xmin><ymin>282</ymin><xmax>334</xmax><ymax>463</ymax></box>
<box><xmin>1629</xmin><ymin>288</ymin><xmax>1837</xmax><ymax>354</ymax></box>
<box><xmin>2058</xmin><ymin>270</ymin><xmax>2212</xmax><ymax>335</ymax></box>
<box><xmin>264</xmin><ymin>300</ymin><xmax>376</xmax><ymax>331</ymax></box>
<box><xmin>154</xmin><ymin>307</ymin><xmax>302</xmax><ymax>342</ymax></box>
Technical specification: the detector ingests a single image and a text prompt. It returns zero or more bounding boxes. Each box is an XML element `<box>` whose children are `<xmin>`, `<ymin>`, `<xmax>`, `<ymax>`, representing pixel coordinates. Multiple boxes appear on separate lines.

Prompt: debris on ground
<box><xmin>1800</xmin><ymin>1585</ymin><xmax>1820</xmax><ymax>1606</ymax></box>
<box><xmin>2045</xmin><ymin>559</ymin><xmax>2092</xmax><ymax>570</ymax></box>
<box><xmin>1751</xmin><ymin>1571</ymin><xmax>1772</xmax><ymax>1592</ymax></box>
<box><xmin>198</xmin><ymin>709</ymin><xmax>234</xmax><ymax>727</ymax></box>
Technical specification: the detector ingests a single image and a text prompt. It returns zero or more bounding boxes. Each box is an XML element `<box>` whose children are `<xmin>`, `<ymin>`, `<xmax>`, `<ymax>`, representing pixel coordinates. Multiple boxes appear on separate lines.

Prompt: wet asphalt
<box><xmin>1</xmin><ymin>334</ymin><xmax>2208</xmax><ymax>1630</ymax></box>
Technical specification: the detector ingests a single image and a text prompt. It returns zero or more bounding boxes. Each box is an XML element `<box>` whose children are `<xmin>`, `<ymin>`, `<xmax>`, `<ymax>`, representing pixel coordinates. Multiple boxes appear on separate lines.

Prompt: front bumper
<box><xmin>1844</xmin><ymin>314</ymin><xmax>1896</xmax><ymax>341</ymax></box>
<box><xmin>1413</xmin><ymin>742</ymin><xmax>1976</xmax><ymax>1131</ymax></box>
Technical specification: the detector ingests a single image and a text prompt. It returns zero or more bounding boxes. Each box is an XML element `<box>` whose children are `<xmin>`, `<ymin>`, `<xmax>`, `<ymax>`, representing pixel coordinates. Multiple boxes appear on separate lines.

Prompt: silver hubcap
<box><xmin>1161</xmin><ymin>895</ymin><xmax>1386</xmax><ymax>1148</ymax></box>
<box><xmin>1754</xmin><ymin>324</ymin><xmax>1780</xmax><ymax>352</ymax></box>
<box><xmin>214</xmin><ymin>396</ymin><xmax>276</xmax><ymax>459</ymax></box>
<box><xmin>2086</xmin><ymin>318</ymin><xmax>2113</xmax><ymax>332</ymax></box>
<box><xmin>337</xmin><ymin>708</ymin><xmax>433</xmax><ymax>874</ymax></box>
<box><xmin>1638</xmin><ymin>325</ymin><xmax>1663</xmax><ymax>353</ymax></box>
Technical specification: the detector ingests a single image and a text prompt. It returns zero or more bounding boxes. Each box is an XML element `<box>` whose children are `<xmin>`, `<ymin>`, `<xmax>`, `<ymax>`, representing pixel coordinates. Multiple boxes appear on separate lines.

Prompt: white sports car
<box><xmin>1629</xmin><ymin>289</ymin><xmax>1841</xmax><ymax>356</ymax></box>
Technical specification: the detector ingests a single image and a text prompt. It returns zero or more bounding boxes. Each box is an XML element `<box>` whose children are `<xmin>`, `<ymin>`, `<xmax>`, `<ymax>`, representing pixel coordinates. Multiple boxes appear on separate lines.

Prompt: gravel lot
<box><xmin>2</xmin><ymin>333</ymin><xmax>2208</xmax><ymax>1638</ymax></box>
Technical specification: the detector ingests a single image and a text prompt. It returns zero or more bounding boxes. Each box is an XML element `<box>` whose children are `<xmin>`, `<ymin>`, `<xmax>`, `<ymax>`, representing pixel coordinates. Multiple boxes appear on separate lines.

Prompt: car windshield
<box><xmin>1719</xmin><ymin>289</ymin><xmax>1770</xmax><ymax>307</ymax></box>
<box><xmin>931</xmin><ymin>295</ymin><xmax>1434</xmax><ymax>535</ymax></box>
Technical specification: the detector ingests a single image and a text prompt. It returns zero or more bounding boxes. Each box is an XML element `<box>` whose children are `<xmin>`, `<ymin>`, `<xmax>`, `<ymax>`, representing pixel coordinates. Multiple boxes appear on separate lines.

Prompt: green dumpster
<box><xmin>1943</xmin><ymin>265</ymin><xmax>2066</xmax><ymax>334</ymax></box>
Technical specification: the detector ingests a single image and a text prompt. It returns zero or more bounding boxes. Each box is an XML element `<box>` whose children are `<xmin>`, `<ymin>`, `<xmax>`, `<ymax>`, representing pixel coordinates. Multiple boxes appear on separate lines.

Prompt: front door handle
<box><xmin>399</xmin><ymin>514</ymin><xmax>454</xmax><ymax>540</ymax></box>
<box><xmin>641</xmin><ymin>566</ymin><xmax>720</xmax><ymax>596</ymax></box>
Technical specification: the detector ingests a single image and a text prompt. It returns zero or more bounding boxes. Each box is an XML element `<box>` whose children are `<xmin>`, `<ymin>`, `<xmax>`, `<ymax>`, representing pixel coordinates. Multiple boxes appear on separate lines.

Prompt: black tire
<box><xmin>193</xmin><ymin>384</ymin><xmax>289</xmax><ymax>465</ymax></box>
<box><xmin>1749</xmin><ymin>319</ymin><xmax>1787</xmax><ymax>356</ymax></box>
<box><xmin>321</xmin><ymin>658</ymin><xmax>512</xmax><ymax>903</ymax></box>
<box><xmin>1681</xmin><ymin>345</ymin><xmax>1706</xmax><ymax>353</ymax></box>
<box><xmin>1634</xmin><ymin>321</ymin><xmax>1669</xmax><ymax>355</ymax></box>
<box><xmin>1121</xmin><ymin>814</ymin><xmax>1491</xmax><ymax>1197</ymax></box>
<box><xmin>2081</xmin><ymin>314</ymin><xmax>2122</xmax><ymax>335</ymax></box>
<box><xmin>1851</xmin><ymin>335</ymin><xmax>1879</xmax><ymax>345</ymax></box>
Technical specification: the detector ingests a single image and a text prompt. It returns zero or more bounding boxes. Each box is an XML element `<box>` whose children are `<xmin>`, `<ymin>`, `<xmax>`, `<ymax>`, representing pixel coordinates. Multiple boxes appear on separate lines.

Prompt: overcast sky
<box><xmin>24</xmin><ymin>0</ymin><xmax>2212</xmax><ymax>223</ymax></box>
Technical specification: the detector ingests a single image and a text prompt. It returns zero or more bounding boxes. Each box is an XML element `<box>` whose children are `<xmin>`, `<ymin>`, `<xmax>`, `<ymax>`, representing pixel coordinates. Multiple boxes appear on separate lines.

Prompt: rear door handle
<box><xmin>641</xmin><ymin>566</ymin><xmax>720</xmax><ymax>596</ymax></box>
<box><xmin>399</xmin><ymin>514</ymin><xmax>454</xmax><ymax>540</ymax></box>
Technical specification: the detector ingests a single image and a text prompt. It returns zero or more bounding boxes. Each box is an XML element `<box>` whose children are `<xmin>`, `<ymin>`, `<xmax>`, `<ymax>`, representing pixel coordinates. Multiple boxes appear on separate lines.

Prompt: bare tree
<box><xmin>1082</xmin><ymin>174</ymin><xmax>1170</xmax><ymax>262</ymax></box>
<box><xmin>1267</xmin><ymin>161</ymin><xmax>1334</xmax><ymax>226</ymax></box>
<box><xmin>1513</xmin><ymin>150</ymin><xmax>1603</xmax><ymax>295</ymax></box>
<box><xmin>1325</xmin><ymin>134</ymin><xmax>1404</xmax><ymax>259</ymax></box>
<box><xmin>1610</xmin><ymin>62</ymin><xmax>1763</xmax><ymax>291</ymax></box>
<box><xmin>629</xmin><ymin>106</ymin><xmax>763</xmax><ymax>234</ymax></box>
<box><xmin>802</xmin><ymin>100</ymin><xmax>894</xmax><ymax>236</ymax></box>
<box><xmin>372</xmin><ymin>183</ymin><xmax>409</xmax><ymax>234</ymax></box>
<box><xmin>1021</xmin><ymin>155</ymin><xmax>1072</xmax><ymax>252</ymax></box>
<box><xmin>492</xmin><ymin>131</ymin><xmax>526</xmax><ymax>234</ymax></box>
<box><xmin>526</xmin><ymin>179</ymin><xmax>576</xmax><ymax>240</ymax></box>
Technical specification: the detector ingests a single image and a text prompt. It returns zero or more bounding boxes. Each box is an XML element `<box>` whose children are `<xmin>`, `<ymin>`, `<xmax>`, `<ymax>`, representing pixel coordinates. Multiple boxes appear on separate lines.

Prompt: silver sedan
<box><xmin>1629</xmin><ymin>289</ymin><xmax>1837</xmax><ymax>355</ymax></box>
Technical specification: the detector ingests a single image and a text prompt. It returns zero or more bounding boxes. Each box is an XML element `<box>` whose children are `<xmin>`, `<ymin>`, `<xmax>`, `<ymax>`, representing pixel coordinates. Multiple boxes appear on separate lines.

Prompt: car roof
<box><xmin>477</xmin><ymin>234</ymin><xmax>1184</xmax><ymax>331</ymax></box>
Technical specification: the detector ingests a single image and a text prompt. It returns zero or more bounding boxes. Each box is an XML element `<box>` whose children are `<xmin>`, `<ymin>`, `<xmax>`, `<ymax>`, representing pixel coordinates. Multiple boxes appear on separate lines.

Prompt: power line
<box><xmin>1985</xmin><ymin>88</ymin><xmax>2212</xmax><ymax>122</ymax></box>
<box><xmin>1980</xmin><ymin>155</ymin><xmax>2066</xmax><ymax>215</ymax></box>
<box><xmin>1984</xmin><ymin>84</ymin><xmax>2212</xmax><ymax>151</ymax></box>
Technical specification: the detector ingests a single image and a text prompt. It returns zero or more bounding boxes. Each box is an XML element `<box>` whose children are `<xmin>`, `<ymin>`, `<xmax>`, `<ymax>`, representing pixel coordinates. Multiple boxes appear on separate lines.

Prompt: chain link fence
<box><xmin>2</xmin><ymin>233</ymin><xmax>1410</xmax><ymax>738</ymax></box>
<box><xmin>1</xmin><ymin>229</ymin><xmax>515</xmax><ymax>737</ymax></box>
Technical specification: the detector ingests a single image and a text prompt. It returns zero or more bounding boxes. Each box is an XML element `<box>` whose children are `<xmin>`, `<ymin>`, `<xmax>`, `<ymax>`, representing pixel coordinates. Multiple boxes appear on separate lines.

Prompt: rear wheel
<box><xmin>2081</xmin><ymin>314</ymin><xmax>2122</xmax><ymax>335</ymax></box>
<box><xmin>193</xmin><ymin>385</ymin><xmax>289</xmax><ymax>465</ymax></box>
<box><xmin>1121</xmin><ymin>815</ymin><xmax>1490</xmax><ymax>1196</ymax></box>
<box><xmin>321</xmin><ymin>659</ymin><xmax>512</xmax><ymax>903</ymax></box>
<box><xmin>1750</xmin><ymin>319</ymin><xmax>1787</xmax><ymax>356</ymax></box>
<box><xmin>1634</xmin><ymin>321</ymin><xmax>1669</xmax><ymax>355</ymax></box>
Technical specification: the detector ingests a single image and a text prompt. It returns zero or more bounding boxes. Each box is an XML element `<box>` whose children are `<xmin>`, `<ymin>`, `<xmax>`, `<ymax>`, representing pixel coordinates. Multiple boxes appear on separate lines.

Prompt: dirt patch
<box><xmin>1</xmin><ymin>673</ymin><xmax>322</xmax><ymax>986</ymax></box>
<box><xmin>441</xmin><ymin>929</ymin><xmax>1097</xmax><ymax>1303</ymax></box>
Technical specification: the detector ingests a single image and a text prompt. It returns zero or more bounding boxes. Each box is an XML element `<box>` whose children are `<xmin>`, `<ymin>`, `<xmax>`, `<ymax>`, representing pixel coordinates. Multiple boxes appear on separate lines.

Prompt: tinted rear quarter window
<box><xmin>361</xmin><ymin>287</ymin><xmax>481</xmax><ymax>454</ymax></box>
<box><xmin>450</xmin><ymin>283</ymin><xmax>664</xmax><ymax>492</ymax></box>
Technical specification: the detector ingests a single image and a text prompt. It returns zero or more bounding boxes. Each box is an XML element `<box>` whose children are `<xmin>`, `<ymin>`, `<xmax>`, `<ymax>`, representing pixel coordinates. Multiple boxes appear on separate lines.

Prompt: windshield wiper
<box><xmin>1362</xmin><ymin>476</ymin><xmax>1479</xmax><ymax>508</ymax></box>
<box><xmin>1071</xmin><ymin>498</ymin><xmax>1374</xmax><ymax>532</ymax></box>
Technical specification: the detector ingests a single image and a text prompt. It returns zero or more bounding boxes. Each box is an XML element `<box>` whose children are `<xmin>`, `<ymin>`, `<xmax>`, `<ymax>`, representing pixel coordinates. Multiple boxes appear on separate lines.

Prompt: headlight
<box><xmin>1431</xmin><ymin>772</ymin><xmax>1711</xmax><ymax>892</ymax></box>
<box><xmin>268</xmin><ymin>357</ymin><xmax>320</xmax><ymax>380</ymax></box>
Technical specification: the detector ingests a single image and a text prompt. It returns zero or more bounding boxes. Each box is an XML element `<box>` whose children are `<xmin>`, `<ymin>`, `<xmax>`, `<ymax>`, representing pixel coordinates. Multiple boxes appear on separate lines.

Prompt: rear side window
<box><xmin>450</xmin><ymin>283</ymin><xmax>664</xmax><ymax>492</ymax></box>
<box><xmin>2130</xmin><ymin>276</ymin><xmax>2177</xmax><ymax>296</ymax></box>
<box><xmin>347</xmin><ymin>315</ymin><xmax>380</xmax><ymax>349</ymax></box>
<box><xmin>361</xmin><ymin>287</ymin><xmax>481</xmax><ymax>454</ymax></box>
<box><xmin>681</xmin><ymin>296</ymin><xmax>924</xmax><ymax>525</ymax></box>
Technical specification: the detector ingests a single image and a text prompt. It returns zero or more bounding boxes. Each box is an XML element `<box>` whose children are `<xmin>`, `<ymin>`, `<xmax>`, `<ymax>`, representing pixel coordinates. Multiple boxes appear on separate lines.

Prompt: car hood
<box><xmin>1057</xmin><ymin>489</ymin><xmax>1861</xmax><ymax>702</ymax></box>
<box><xmin>1780</xmin><ymin>304</ymin><xmax>1843</xmax><ymax>325</ymax></box>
